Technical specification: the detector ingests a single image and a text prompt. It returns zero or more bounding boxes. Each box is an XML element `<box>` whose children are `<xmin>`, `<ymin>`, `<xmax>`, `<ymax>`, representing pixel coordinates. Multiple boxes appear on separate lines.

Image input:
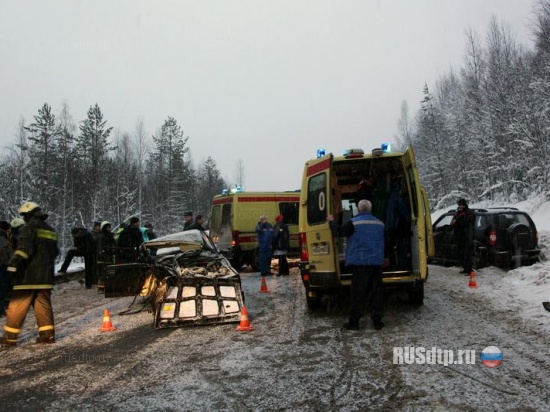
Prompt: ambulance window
<box><xmin>279</xmin><ymin>202</ymin><xmax>299</xmax><ymax>225</ymax></box>
<box><xmin>221</xmin><ymin>204</ymin><xmax>232</xmax><ymax>226</ymax></box>
<box><xmin>210</xmin><ymin>206</ymin><xmax>221</xmax><ymax>230</ymax></box>
<box><xmin>307</xmin><ymin>173</ymin><xmax>327</xmax><ymax>225</ymax></box>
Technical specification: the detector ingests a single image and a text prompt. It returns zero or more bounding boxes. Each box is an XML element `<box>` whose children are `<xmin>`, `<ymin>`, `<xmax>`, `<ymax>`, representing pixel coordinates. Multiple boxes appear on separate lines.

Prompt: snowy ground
<box><xmin>0</xmin><ymin>198</ymin><xmax>548</xmax><ymax>410</ymax></box>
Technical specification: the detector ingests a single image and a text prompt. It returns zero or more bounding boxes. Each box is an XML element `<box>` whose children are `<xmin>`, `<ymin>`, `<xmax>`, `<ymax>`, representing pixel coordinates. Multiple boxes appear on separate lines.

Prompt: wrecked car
<box><xmin>103</xmin><ymin>229</ymin><xmax>245</xmax><ymax>329</ymax></box>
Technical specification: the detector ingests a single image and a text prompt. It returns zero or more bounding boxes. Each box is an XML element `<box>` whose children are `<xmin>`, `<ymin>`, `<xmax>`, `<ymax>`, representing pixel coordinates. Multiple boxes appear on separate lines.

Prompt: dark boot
<box><xmin>343</xmin><ymin>321</ymin><xmax>360</xmax><ymax>331</ymax></box>
<box><xmin>373</xmin><ymin>319</ymin><xmax>385</xmax><ymax>330</ymax></box>
<box><xmin>1</xmin><ymin>332</ymin><xmax>18</xmax><ymax>347</ymax></box>
<box><xmin>36</xmin><ymin>331</ymin><xmax>56</xmax><ymax>344</ymax></box>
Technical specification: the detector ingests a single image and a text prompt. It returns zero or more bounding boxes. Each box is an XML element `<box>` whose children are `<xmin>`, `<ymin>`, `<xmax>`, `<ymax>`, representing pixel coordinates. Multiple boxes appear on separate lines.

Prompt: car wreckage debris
<box><xmin>108</xmin><ymin>231</ymin><xmax>246</xmax><ymax>329</ymax></box>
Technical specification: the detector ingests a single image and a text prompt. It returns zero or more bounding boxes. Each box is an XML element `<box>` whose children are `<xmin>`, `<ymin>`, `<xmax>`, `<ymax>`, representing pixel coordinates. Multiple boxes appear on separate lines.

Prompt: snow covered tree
<box><xmin>395</xmin><ymin>100</ymin><xmax>414</xmax><ymax>151</ymax></box>
<box><xmin>75</xmin><ymin>103</ymin><xmax>114</xmax><ymax>223</ymax></box>
<box><xmin>196</xmin><ymin>156</ymin><xmax>226</xmax><ymax>217</ymax></box>
<box><xmin>0</xmin><ymin>118</ymin><xmax>30</xmax><ymax>215</ymax></box>
<box><xmin>147</xmin><ymin>117</ymin><xmax>190</xmax><ymax>232</ymax></box>
<box><xmin>109</xmin><ymin>130</ymin><xmax>139</xmax><ymax>224</ymax></box>
<box><xmin>24</xmin><ymin>103</ymin><xmax>63</xmax><ymax>210</ymax></box>
<box><xmin>413</xmin><ymin>83</ymin><xmax>451</xmax><ymax>202</ymax></box>
<box><xmin>234</xmin><ymin>158</ymin><xmax>246</xmax><ymax>189</ymax></box>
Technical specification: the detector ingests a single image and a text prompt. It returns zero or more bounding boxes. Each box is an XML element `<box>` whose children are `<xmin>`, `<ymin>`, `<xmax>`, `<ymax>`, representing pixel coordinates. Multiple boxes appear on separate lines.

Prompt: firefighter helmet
<box><xmin>18</xmin><ymin>201</ymin><xmax>40</xmax><ymax>215</ymax></box>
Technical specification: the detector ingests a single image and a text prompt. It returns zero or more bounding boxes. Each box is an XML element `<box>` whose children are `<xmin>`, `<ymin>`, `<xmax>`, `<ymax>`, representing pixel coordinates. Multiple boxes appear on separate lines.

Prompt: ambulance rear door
<box><xmin>401</xmin><ymin>146</ymin><xmax>429</xmax><ymax>280</ymax></box>
<box><xmin>300</xmin><ymin>153</ymin><xmax>338</xmax><ymax>276</ymax></box>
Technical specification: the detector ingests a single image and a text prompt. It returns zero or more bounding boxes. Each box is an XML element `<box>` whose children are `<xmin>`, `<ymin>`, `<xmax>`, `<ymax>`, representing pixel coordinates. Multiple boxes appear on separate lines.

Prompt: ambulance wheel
<box><xmin>408</xmin><ymin>282</ymin><xmax>424</xmax><ymax>306</ymax></box>
<box><xmin>306</xmin><ymin>291</ymin><xmax>323</xmax><ymax>310</ymax></box>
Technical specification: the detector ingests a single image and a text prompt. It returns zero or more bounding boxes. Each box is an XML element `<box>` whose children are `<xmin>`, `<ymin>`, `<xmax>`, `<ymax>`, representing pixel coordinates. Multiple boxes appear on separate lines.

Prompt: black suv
<box><xmin>432</xmin><ymin>207</ymin><xmax>540</xmax><ymax>269</ymax></box>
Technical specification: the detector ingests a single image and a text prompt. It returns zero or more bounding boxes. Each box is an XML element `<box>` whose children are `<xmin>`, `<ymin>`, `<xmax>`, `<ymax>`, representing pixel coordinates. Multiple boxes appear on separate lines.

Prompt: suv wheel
<box><xmin>474</xmin><ymin>245</ymin><xmax>487</xmax><ymax>269</ymax></box>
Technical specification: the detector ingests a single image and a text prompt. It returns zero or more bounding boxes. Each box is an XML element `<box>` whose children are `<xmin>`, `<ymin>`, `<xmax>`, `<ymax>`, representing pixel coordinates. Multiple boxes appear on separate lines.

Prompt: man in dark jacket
<box><xmin>187</xmin><ymin>215</ymin><xmax>205</xmax><ymax>231</ymax></box>
<box><xmin>328</xmin><ymin>199</ymin><xmax>386</xmax><ymax>331</ymax></box>
<box><xmin>96</xmin><ymin>221</ymin><xmax>116</xmax><ymax>289</ymax></box>
<box><xmin>116</xmin><ymin>216</ymin><xmax>144</xmax><ymax>262</ymax></box>
<box><xmin>272</xmin><ymin>215</ymin><xmax>290</xmax><ymax>276</ymax></box>
<box><xmin>1</xmin><ymin>201</ymin><xmax>59</xmax><ymax>346</ymax></box>
<box><xmin>183</xmin><ymin>211</ymin><xmax>194</xmax><ymax>231</ymax></box>
<box><xmin>451</xmin><ymin>198</ymin><xmax>475</xmax><ymax>275</ymax></box>
<box><xmin>59</xmin><ymin>227</ymin><xmax>96</xmax><ymax>288</ymax></box>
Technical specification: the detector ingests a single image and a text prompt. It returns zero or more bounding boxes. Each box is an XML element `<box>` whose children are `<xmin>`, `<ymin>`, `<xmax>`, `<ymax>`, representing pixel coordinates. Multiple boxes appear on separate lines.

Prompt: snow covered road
<box><xmin>1</xmin><ymin>264</ymin><xmax>549</xmax><ymax>411</ymax></box>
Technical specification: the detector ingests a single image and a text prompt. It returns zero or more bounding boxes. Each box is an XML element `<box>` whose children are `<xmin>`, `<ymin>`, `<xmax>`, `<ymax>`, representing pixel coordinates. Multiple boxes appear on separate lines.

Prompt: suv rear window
<box><xmin>497</xmin><ymin>213</ymin><xmax>530</xmax><ymax>230</ymax></box>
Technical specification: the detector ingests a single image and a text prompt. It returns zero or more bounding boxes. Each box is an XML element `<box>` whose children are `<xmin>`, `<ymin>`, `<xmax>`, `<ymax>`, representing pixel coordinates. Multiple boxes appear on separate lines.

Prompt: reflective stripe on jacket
<box><xmin>8</xmin><ymin>215</ymin><xmax>59</xmax><ymax>289</ymax></box>
<box><xmin>345</xmin><ymin>212</ymin><xmax>385</xmax><ymax>266</ymax></box>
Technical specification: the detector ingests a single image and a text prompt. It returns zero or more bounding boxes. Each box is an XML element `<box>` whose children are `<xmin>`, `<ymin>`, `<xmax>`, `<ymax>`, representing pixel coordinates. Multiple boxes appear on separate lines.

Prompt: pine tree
<box><xmin>148</xmin><ymin>117</ymin><xmax>190</xmax><ymax>231</ymax></box>
<box><xmin>75</xmin><ymin>103</ymin><xmax>114</xmax><ymax>222</ymax></box>
<box><xmin>197</xmin><ymin>156</ymin><xmax>227</xmax><ymax>216</ymax></box>
<box><xmin>24</xmin><ymin>103</ymin><xmax>63</xmax><ymax>209</ymax></box>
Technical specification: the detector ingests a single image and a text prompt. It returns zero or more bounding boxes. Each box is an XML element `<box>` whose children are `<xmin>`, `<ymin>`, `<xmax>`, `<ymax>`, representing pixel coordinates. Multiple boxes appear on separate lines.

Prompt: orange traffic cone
<box><xmin>468</xmin><ymin>271</ymin><xmax>478</xmax><ymax>289</ymax></box>
<box><xmin>236</xmin><ymin>306</ymin><xmax>254</xmax><ymax>331</ymax></box>
<box><xmin>99</xmin><ymin>309</ymin><xmax>117</xmax><ymax>332</ymax></box>
<box><xmin>259</xmin><ymin>276</ymin><xmax>270</xmax><ymax>293</ymax></box>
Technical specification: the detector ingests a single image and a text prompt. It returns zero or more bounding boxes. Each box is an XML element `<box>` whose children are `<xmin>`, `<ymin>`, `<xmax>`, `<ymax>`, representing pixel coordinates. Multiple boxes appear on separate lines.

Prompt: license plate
<box><xmin>312</xmin><ymin>242</ymin><xmax>329</xmax><ymax>255</ymax></box>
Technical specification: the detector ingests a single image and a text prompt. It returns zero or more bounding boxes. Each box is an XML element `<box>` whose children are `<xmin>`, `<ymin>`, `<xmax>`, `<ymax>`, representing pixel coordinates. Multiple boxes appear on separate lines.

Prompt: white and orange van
<box><xmin>209</xmin><ymin>191</ymin><xmax>300</xmax><ymax>269</ymax></box>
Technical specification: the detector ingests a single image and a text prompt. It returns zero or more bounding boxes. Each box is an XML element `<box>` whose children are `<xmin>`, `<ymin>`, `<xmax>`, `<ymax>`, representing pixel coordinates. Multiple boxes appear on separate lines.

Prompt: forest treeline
<box><xmin>0</xmin><ymin>104</ymin><xmax>228</xmax><ymax>249</ymax></box>
<box><xmin>396</xmin><ymin>0</ymin><xmax>550</xmax><ymax>211</ymax></box>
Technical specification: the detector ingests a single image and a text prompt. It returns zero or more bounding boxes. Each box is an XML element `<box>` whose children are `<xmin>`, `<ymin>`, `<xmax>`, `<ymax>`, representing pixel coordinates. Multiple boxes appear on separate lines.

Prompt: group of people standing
<box><xmin>0</xmin><ymin>203</ymin><xmax>208</xmax><ymax>348</ymax></box>
<box><xmin>58</xmin><ymin>216</ymin><xmax>158</xmax><ymax>289</ymax></box>
<box><xmin>255</xmin><ymin>214</ymin><xmax>290</xmax><ymax>276</ymax></box>
<box><xmin>183</xmin><ymin>211</ymin><xmax>205</xmax><ymax>231</ymax></box>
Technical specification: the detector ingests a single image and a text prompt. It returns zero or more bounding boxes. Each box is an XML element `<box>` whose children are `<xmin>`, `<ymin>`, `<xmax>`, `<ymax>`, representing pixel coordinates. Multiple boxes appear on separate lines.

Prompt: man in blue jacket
<box><xmin>255</xmin><ymin>215</ymin><xmax>274</xmax><ymax>276</ymax></box>
<box><xmin>328</xmin><ymin>199</ymin><xmax>385</xmax><ymax>331</ymax></box>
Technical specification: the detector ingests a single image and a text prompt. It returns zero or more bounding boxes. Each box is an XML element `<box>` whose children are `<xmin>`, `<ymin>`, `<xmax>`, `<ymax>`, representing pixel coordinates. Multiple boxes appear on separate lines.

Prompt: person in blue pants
<box><xmin>255</xmin><ymin>215</ymin><xmax>274</xmax><ymax>276</ymax></box>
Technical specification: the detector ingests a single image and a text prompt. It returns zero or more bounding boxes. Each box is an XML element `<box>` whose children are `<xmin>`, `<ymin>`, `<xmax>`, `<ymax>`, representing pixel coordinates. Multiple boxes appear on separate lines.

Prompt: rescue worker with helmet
<box><xmin>0</xmin><ymin>202</ymin><xmax>59</xmax><ymax>347</ymax></box>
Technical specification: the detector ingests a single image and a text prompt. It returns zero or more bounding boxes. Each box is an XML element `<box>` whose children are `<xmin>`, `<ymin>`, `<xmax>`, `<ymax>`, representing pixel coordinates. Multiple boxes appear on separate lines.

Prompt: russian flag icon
<box><xmin>480</xmin><ymin>346</ymin><xmax>503</xmax><ymax>368</ymax></box>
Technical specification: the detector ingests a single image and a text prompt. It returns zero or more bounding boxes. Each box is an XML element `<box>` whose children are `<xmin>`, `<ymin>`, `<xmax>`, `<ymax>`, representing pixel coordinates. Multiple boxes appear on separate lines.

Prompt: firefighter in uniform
<box><xmin>0</xmin><ymin>202</ymin><xmax>59</xmax><ymax>346</ymax></box>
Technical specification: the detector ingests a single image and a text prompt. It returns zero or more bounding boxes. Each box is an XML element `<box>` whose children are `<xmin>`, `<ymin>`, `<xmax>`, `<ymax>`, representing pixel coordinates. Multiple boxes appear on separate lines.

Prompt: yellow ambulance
<box><xmin>209</xmin><ymin>191</ymin><xmax>300</xmax><ymax>270</ymax></box>
<box><xmin>298</xmin><ymin>146</ymin><xmax>434</xmax><ymax>308</ymax></box>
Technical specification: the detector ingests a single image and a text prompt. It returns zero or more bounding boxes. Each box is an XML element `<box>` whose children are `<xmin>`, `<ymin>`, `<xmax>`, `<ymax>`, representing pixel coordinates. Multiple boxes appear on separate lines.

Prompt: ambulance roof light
<box><xmin>230</xmin><ymin>184</ymin><xmax>242</xmax><ymax>194</ymax></box>
<box><xmin>343</xmin><ymin>148</ymin><xmax>364</xmax><ymax>158</ymax></box>
<box><xmin>316</xmin><ymin>148</ymin><xmax>326</xmax><ymax>158</ymax></box>
<box><xmin>381</xmin><ymin>143</ymin><xmax>391</xmax><ymax>153</ymax></box>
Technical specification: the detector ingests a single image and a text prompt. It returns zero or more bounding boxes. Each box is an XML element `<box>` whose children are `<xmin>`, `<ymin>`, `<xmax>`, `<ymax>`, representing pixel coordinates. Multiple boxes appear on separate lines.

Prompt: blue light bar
<box><xmin>381</xmin><ymin>143</ymin><xmax>391</xmax><ymax>153</ymax></box>
<box><xmin>317</xmin><ymin>148</ymin><xmax>326</xmax><ymax>158</ymax></box>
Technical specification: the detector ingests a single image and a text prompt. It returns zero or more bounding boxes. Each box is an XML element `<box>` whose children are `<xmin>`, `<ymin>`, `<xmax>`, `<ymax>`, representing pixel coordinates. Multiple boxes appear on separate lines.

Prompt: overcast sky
<box><xmin>0</xmin><ymin>0</ymin><xmax>537</xmax><ymax>192</ymax></box>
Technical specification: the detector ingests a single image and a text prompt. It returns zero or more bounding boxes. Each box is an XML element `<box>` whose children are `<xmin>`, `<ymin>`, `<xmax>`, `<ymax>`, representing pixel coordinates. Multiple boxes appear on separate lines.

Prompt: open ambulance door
<box><xmin>300</xmin><ymin>153</ymin><xmax>341</xmax><ymax>296</ymax></box>
<box><xmin>402</xmin><ymin>146</ymin><xmax>429</xmax><ymax>281</ymax></box>
<box><xmin>421</xmin><ymin>187</ymin><xmax>435</xmax><ymax>258</ymax></box>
